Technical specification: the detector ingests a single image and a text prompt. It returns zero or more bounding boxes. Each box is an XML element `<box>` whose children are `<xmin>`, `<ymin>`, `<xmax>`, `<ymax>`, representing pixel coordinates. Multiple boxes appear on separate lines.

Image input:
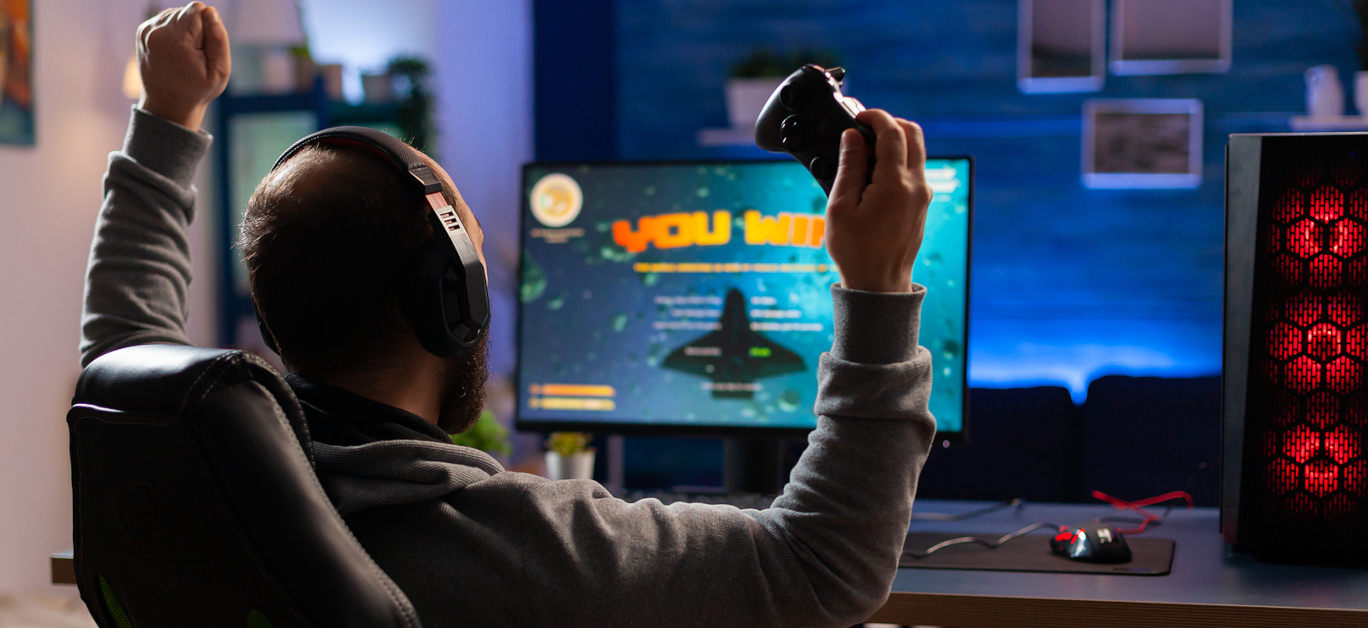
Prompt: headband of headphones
<box><xmin>259</xmin><ymin>126</ymin><xmax>491</xmax><ymax>358</ymax></box>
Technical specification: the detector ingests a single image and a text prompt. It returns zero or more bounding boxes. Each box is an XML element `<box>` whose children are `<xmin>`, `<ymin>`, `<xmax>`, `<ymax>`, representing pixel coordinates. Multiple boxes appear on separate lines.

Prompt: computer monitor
<box><xmin>515</xmin><ymin>158</ymin><xmax>972</xmax><ymax>440</ymax></box>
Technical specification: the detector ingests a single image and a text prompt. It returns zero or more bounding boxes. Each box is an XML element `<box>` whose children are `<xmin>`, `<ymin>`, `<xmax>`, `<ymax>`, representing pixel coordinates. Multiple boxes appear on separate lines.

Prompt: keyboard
<box><xmin>620</xmin><ymin>490</ymin><xmax>780</xmax><ymax>510</ymax></box>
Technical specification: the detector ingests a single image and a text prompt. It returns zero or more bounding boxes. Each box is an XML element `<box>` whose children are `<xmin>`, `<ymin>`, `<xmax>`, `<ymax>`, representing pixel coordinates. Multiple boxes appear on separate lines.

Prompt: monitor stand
<box><xmin>723</xmin><ymin>437</ymin><xmax>801</xmax><ymax>495</ymax></box>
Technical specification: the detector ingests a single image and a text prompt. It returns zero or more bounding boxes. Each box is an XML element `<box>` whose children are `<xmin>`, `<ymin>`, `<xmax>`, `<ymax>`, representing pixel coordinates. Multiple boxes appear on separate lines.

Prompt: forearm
<box><xmin>80</xmin><ymin>107</ymin><xmax>211</xmax><ymax>366</ymax></box>
<box><xmin>754</xmin><ymin>283</ymin><xmax>935</xmax><ymax>621</ymax></box>
<box><xmin>514</xmin><ymin>286</ymin><xmax>935</xmax><ymax>626</ymax></box>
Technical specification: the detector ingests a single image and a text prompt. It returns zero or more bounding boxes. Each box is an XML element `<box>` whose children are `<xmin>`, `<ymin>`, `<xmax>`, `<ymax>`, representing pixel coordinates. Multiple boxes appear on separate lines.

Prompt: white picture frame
<box><xmin>1083</xmin><ymin>99</ymin><xmax>1204</xmax><ymax>189</ymax></box>
<box><xmin>1017</xmin><ymin>0</ymin><xmax>1106</xmax><ymax>93</ymax></box>
<box><xmin>1110</xmin><ymin>0</ymin><xmax>1232</xmax><ymax>75</ymax></box>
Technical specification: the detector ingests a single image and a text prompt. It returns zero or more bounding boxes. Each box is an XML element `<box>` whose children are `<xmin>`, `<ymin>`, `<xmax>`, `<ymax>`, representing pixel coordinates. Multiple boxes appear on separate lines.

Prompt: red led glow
<box><xmin>1285</xmin><ymin>425</ymin><xmax>1320</xmax><ymax>464</ymax></box>
<box><xmin>1285</xmin><ymin>292</ymin><xmax>1321</xmax><ymax>327</ymax></box>
<box><xmin>1350</xmin><ymin>326</ymin><xmax>1368</xmax><ymax>361</ymax></box>
<box><xmin>1288</xmin><ymin>219</ymin><xmax>1320</xmax><ymax>259</ymax></box>
<box><xmin>1275</xmin><ymin>188</ymin><xmax>1304</xmax><ymax>224</ymax></box>
<box><xmin>1306</xmin><ymin>460</ymin><xmax>1339</xmax><ymax>496</ymax></box>
<box><xmin>1255</xmin><ymin>146</ymin><xmax>1368</xmax><ymax>521</ymax></box>
<box><xmin>1287</xmin><ymin>355</ymin><xmax>1321</xmax><ymax>392</ymax></box>
<box><xmin>1310</xmin><ymin>186</ymin><xmax>1344</xmax><ymax>221</ymax></box>
<box><xmin>1326</xmin><ymin>426</ymin><xmax>1361</xmax><ymax>466</ymax></box>
<box><xmin>1351</xmin><ymin>188</ymin><xmax>1368</xmax><ymax>221</ymax></box>
<box><xmin>1336</xmin><ymin>220</ymin><xmax>1364</xmax><ymax>257</ymax></box>
<box><xmin>1269</xmin><ymin>322</ymin><xmax>1301</xmax><ymax>359</ymax></box>
<box><xmin>1327</xmin><ymin>293</ymin><xmax>1362</xmax><ymax>327</ymax></box>
<box><xmin>1306</xmin><ymin>324</ymin><xmax>1343</xmax><ymax>361</ymax></box>
<box><xmin>1348</xmin><ymin>257</ymin><xmax>1368</xmax><ymax>286</ymax></box>
<box><xmin>1310</xmin><ymin>254</ymin><xmax>1343</xmax><ymax>289</ymax></box>
<box><xmin>1326</xmin><ymin>357</ymin><xmax>1361</xmax><ymax>393</ymax></box>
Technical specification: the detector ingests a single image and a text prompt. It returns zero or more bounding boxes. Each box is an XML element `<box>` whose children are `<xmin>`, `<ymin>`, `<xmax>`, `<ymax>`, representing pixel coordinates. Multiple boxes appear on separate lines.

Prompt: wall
<box><xmin>609</xmin><ymin>0</ymin><xmax>1358</xmax><ymax>399</ymax></box>
<box><xmin>0</xmin><ymin>0</ymin><xmax>219</xmax><ymax>593</ymax></box>
<box><xmin>0</xmin><ymin>0</ymin><xmax>533</xmax><ymax>594</ymax></box>
<box><xmin>431</xmin><ymin>1</ymin><xmax>534</xmax><ymax>382</ymax></box>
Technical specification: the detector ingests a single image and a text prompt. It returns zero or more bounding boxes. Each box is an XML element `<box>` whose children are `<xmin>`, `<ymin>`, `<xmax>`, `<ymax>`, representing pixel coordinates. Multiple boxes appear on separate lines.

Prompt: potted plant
<box><xmin>544</xmin><ymin>432</ymin><xmax>595</xmax><ymax>480</ymax></box>
<box><xmin>726</xmin><ymin>48</ymin><xmax>841</xmax><ymax>130</ymax></box>
<box><xmin>449</xmin><ymin>410</ymin><xmax>512</xmax><ymax>457</ymax></box>
<box><xmin>386</xmin><ymin>55</ymin><xmax>434</xmax><ymax>152</ymax></box>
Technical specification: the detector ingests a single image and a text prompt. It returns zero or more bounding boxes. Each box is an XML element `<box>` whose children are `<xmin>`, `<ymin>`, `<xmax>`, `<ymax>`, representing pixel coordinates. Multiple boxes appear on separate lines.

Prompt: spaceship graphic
<box><xmin>662</xmin><ymin>288</ymin><xmax>806</xmax><ymax>399</ymax></box>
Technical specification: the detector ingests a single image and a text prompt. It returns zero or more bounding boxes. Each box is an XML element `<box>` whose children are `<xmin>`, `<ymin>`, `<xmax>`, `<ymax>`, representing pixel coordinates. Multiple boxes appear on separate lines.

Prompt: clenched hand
<box><xmin>824</xmin><ymin>110</ymin><xmax>933</xmax><ymax>294</ymax></box>
<box><xmin>136</xmin><ymin>2</ymin><xmax>231</xmax><ymax>131</ymax></box>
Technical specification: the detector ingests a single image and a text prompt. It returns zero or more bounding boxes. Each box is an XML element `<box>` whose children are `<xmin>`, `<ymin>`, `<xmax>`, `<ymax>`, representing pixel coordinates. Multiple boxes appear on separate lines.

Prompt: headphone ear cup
<box><xmin>251</xmin><ymin>298</ymin><xmax>282</xmax><ymax>356</ymax></box>
<box><xmin>405</xmin><ymin>244</ymin><xmax>462</xmax><ymax>358</ymax></box>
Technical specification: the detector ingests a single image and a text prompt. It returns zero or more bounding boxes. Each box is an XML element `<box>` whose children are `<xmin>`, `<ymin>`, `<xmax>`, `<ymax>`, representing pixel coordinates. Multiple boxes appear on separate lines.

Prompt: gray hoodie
<box><xmin>82</xmin><ymin>108</ymin><xmax>937</xmax><ymax>627</ymax></box>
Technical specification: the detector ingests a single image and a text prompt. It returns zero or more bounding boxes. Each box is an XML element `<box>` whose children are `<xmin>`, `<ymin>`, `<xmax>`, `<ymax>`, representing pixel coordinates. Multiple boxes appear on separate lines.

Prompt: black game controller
<box><xmin>754</xmin><ymin>65</ymin><xmax>877</xmax><ymax>195</ymax></box>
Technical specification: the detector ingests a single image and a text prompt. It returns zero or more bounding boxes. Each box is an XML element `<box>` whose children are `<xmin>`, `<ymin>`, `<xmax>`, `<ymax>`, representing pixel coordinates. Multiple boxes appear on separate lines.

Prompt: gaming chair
<box><xmin>67</xmin><ymin>344</ymin><xmax>421</xmax><ymax>627</ymax></box>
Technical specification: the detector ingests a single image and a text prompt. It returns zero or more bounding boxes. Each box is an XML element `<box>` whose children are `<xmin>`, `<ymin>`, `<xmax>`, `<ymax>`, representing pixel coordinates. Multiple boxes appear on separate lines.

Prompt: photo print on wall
<box><xmin>0</xmin><ymin>0</ymin><xmax>32</xmax><ymax>145</ymax></box>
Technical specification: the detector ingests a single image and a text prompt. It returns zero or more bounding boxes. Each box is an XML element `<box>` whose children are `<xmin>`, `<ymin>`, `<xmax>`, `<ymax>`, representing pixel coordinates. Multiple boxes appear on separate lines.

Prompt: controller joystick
<box><xmin>754</xmin><ymin>65</ymin><xmax>876</xmax><ymax>195</ymax></box>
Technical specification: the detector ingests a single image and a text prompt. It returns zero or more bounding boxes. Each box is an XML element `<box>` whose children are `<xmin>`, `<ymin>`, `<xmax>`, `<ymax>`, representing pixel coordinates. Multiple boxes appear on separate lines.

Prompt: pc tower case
<box><xmin>1224</xmin><ymin>133</ymin><xmax>1368</xmax><ymax>560</ymax></box>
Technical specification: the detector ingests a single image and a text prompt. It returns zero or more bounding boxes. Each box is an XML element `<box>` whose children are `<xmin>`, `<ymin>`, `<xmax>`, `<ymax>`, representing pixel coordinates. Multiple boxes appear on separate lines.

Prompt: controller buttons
<box><xmin>810</xmin><ymin>155</ymin><xmax>837</xmax><ymax>181</ymax></box>
<box><xmin>779</xmin><ymin>84</ymin><xmax>799</xmax><ymax>108</ymax></box>
<box><xmin>780</xmin><ymin>115</ymin><xmax>807</xmax><ymax>150</ymax></box>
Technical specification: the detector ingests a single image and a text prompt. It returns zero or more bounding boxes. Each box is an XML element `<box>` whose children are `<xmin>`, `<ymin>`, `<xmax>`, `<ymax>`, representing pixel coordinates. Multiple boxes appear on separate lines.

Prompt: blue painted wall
<box><xmin>603</xmin><ymin>0</ymin><xmax>1359</xmax><ymax>399</ymax></box>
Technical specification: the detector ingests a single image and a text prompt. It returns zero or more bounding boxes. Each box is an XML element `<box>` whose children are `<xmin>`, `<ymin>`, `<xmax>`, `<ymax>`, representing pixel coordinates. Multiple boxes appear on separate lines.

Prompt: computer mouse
<box><xmin>1050</xmin><ymin>523</ymin><xmax>1133</xmax><ymax>563</ymax></box>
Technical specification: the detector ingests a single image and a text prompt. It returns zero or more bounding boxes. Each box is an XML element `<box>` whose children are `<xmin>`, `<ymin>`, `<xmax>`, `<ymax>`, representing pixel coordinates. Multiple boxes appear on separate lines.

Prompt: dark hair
<box><xmin>239</xmin><ymin>143</ymin><xmax>451</xmax><ymax>375</ymax></box>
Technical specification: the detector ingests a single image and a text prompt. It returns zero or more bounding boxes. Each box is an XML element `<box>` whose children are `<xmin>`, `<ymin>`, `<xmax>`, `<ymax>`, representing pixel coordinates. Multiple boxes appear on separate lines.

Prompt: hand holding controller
<box><xmin>754</xmin><ymin>65</ymin><xmax>876</xmax><ymax>195</ymax></box>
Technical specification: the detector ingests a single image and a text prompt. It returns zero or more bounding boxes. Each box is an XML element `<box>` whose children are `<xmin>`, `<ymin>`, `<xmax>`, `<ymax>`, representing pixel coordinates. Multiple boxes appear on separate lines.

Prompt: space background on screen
<box><xmin>517</xmin><ymin>160</ymin><xmax>969</xmax><ymax>433</ymax></box>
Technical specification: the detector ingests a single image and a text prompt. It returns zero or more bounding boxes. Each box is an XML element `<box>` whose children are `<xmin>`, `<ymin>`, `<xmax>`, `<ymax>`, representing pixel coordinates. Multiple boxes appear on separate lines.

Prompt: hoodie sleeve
<box><xmin>500</xmin><ymin>284</ymin><xmax>935</xmax><ymax>627</ymax></box>
<box><xmin>80</xmin><ymin>107</ymin><xmax>211</xmax><ymax>366</ymax></box>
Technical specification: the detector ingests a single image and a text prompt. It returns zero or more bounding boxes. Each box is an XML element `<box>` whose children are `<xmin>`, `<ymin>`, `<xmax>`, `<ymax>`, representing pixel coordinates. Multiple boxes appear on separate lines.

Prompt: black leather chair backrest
<box><xmin>69</xmin><ymin>344</ymin><xmax>421</xmax><ymax>627</ymax></box>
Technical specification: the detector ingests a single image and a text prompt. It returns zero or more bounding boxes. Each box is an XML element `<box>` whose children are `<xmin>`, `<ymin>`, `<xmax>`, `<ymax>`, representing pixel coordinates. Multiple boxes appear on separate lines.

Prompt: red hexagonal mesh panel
<box><xmin>1248</xmin><ymin>137</ymin><xmax>1368</xmax><ymax>534</ymax></box>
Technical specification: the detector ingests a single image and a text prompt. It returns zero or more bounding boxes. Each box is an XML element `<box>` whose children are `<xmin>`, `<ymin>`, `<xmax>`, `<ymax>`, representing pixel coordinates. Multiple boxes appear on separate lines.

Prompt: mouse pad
<box><xmin>899</xmin><ymin>532</ymin><xmax>1174</xmax><ymax>575</ymax></box>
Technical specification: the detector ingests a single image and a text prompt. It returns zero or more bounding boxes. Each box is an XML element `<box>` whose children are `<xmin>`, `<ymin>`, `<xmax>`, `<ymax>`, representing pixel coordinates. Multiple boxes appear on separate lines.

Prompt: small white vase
<box><xmin>545</xmin><ymin>451</ymin><xmax>595</xmax><ymax>481</ymax></box>
<box><xmin>1306</xmin><ymin>64</ymin><xmax>1345</xmax><ymax>120</ymax></box>
<box><xmin>1355</xmin><ymin>71</ymin><xmax>1368</xmax><ymax>118</ymax></box>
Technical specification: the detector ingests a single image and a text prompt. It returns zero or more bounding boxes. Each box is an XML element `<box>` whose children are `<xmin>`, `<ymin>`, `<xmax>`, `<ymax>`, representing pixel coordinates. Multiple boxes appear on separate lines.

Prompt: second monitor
<box><xmin>516</xmin><ymin>159</ymin><xmax>972</xmax><ymax>439</ymax></box>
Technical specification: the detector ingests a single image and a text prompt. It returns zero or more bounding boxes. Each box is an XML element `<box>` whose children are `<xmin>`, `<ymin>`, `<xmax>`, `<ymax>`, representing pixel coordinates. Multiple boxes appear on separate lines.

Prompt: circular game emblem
<box><xmin>530</xmin><ymin>173</ymin><xmax>583</xmax><ymax>227</ymax></box>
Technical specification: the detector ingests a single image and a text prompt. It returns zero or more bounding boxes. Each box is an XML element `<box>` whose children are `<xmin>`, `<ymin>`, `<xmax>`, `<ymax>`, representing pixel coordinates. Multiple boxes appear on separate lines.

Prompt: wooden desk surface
<box><xmin>871</xmin><ymin>500</ymin><xmax>1368</xmax><ymax>627</ymax></box>
<box><xmin>53</xmin><ymin>500</ymin><xmax>1368</xmax><ymax>626</ymax></box>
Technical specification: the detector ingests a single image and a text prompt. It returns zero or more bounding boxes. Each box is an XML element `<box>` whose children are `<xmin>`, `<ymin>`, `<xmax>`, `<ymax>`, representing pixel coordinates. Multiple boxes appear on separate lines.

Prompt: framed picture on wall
<box><xmin>1083</xmin><ymin>99</ymin><xmax>1203</xmax><ymax>189</ymax></box>
<box><xmin>1017</xmin><ymin>0</ymin><xmax>1105</xmax><ymax>93</ymax></box>
<box><xmin>0</xmin><ymin>0</ymin><xmax>33</xmax><ymax>145</ymax></box>
<box><xmin>1111</xmin><ymin>0</ymin><xmax>1232</xmax><ymax>75</ymax></box>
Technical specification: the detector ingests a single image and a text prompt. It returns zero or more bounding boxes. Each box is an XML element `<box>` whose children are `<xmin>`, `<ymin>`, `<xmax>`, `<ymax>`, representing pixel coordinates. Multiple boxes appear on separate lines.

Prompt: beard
<box><xmin>436</xmin><ymin>334</ymin><xmax>490</xmax><ymax>434</ymax></box>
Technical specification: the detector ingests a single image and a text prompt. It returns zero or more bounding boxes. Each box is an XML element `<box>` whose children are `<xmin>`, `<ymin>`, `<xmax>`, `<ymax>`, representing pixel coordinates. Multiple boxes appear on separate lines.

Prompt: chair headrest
<box><xmin>75</xmin><ymin>344</ymin><xmax>310</xmax><ymax>454</ymax></box>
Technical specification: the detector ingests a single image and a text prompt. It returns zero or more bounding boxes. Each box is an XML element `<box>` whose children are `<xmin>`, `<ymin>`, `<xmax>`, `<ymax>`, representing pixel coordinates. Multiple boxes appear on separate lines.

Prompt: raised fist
<box><xmin>136</xmin><ymin>2</ymin><xmax>231</xmax><ymax>130</ymax></box>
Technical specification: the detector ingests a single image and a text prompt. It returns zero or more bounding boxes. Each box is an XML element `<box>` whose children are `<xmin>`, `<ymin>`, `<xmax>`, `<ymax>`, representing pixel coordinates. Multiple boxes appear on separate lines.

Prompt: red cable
<box><xmin>1091</xmin><ymin>490</ymin><xmax>1193</xmax><ymax>535</ymax></box>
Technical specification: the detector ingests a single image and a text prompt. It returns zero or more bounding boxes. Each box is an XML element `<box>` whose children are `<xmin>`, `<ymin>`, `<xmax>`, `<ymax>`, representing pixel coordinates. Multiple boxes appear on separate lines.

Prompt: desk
<box><xmin>52</xmin><ymin>500</ymin><xmax>1368</xmax><ymax>626</ymax></box>
<box><xmin>871</xmin><ymin>500</ymin><xmax>1368</xmax><ymax>627</ymax></box>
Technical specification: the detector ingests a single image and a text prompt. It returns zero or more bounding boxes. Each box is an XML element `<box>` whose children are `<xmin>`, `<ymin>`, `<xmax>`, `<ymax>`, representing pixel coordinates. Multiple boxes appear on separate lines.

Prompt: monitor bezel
<box><xmin>513</xmin><ymin>157</ymin><xmax>973</xmax><ymax>441</ymax></box>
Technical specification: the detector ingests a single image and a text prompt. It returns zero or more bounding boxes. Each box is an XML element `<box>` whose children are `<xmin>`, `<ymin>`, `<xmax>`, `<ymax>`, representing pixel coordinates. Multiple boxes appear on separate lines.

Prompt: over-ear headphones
<box><xmin>254</xmin><ymin>126</ymin><xmax>491</xmax><ymax>359</ymax></box>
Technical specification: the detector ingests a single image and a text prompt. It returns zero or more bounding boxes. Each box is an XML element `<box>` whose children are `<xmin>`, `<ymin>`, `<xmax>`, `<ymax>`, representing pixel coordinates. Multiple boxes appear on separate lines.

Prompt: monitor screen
<box><xmin>515</xmin><ymin>158</ymin><xmax>971</xmax><ymax>436</ymax></box>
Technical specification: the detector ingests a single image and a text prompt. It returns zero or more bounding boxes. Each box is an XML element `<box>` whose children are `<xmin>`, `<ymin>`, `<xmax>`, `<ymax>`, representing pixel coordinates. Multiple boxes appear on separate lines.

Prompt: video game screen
<box><xmin>516</xmin><ymin>159</ymin><xmax>971</xmax><ymax>435</ymax></box>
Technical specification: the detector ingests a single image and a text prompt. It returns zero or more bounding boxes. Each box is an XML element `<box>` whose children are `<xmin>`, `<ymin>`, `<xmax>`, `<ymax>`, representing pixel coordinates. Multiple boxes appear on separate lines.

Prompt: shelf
<box><xmin>1289</xmin><ymin>116</ymin><xmax>1368</xmax><ymax>131</ymax></box>
<box><xmin>697</xmin><ymin>127</ymin><xmax>755</xmax><ymax>147</ymax></box>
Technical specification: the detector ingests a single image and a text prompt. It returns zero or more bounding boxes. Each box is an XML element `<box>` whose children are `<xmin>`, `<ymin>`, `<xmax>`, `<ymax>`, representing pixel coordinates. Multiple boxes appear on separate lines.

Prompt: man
<box><xmin>82</xmin><ymin>3</ymin><xmax>937</xmax><ymax>626</ymax></box>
